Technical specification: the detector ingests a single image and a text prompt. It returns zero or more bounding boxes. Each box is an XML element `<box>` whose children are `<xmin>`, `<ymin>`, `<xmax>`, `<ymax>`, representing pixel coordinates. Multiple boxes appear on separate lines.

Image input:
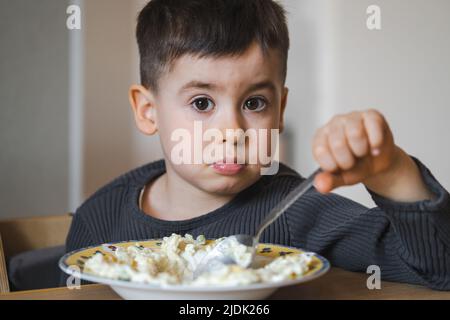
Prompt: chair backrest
<box><xmin>0</xmin><ymin>213</ymin><xmax>72</xmax><ymax>293</ymax></box>
<box><xmin>0</xmin><ymin>234</ymin><xmax>9</xmax><ymax>293</ymax></box>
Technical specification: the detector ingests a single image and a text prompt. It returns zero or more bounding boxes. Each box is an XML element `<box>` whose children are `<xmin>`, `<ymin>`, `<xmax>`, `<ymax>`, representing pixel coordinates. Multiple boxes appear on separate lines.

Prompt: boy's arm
<box><xmin>286</xmin><ymin>159</ymin><xmax>450</xmax><ymax>290</ymax></box>
<box><xmin>298</xmin><ymin>109</ymin><xmax>450</xmax><ymax>289</ymax></box>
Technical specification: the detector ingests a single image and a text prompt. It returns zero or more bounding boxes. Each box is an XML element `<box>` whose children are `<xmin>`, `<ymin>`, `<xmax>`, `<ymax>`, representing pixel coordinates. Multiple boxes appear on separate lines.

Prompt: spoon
<box><xmin>193</xmin><ymin>168</ymin><xmax>321</xmax><ymax>279</ymax></box>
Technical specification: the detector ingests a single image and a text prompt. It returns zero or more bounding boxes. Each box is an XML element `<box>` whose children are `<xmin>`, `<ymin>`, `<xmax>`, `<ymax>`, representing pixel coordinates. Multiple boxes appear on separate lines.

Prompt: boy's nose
<box><xmin>219</xmin><ymin>110</ymin><xmax>245</xmax><ymax>144</ymax></box>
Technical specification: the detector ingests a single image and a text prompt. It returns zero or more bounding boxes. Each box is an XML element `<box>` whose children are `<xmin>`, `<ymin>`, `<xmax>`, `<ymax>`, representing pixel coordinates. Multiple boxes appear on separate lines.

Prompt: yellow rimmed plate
<box><xmin>59</xmin><ymin>239</ymin><xmax>330</xmax><ymax>300</ymax></box>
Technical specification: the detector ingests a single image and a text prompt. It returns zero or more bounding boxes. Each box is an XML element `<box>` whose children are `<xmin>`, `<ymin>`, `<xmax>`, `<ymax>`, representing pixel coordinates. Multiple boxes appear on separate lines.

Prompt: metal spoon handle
<box><xmin>254</xmin><ymin>168</ymin><xmax>321</xmax><ymax>241</ymax></box>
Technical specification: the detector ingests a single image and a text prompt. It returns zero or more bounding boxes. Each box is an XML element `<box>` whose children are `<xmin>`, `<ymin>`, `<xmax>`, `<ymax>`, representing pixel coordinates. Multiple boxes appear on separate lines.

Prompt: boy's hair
<box><xmin>136</xmin><ymin>0</ymin><xmax>290</xmax><ymax>93</ymax></box>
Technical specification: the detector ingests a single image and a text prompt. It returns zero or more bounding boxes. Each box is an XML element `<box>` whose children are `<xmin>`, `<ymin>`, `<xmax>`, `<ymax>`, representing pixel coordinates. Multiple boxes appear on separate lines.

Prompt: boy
<box><xmin>64</xmin><ymin>0</ymin><xmax>450</xmax><ymax>290</ymax></box>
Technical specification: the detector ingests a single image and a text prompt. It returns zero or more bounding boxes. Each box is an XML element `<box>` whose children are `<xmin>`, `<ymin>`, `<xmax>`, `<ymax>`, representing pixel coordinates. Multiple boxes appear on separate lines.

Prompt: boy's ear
<box><xmin>129</xmin><ymin>84</ymin><xmax>158</xmax><ymax>135</ymax></box>
<box><xmin>279</xmin><ymin>87</ymin><xmax>289</xmax><ymax>133</ymax></box>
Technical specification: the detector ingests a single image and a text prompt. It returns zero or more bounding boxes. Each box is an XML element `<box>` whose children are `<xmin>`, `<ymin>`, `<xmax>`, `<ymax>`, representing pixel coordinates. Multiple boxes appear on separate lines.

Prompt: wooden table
<box><xmin>1</xmin><ymin>268</ymin><xmax>449</xmax><ymax>300</ymax></box>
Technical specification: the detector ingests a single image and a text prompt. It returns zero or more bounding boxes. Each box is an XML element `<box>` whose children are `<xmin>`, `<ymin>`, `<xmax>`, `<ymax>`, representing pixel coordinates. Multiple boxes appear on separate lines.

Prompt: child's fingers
<box><xmin>327</xmin><ymin>120</ymin><xmax>355</xmax><ymax>170</ymax></box>
<box><xmin>313</xmin><ymin>110</ymin><xmax>395</xmax><ymax>193</ymax></box>
<box><xmin>313</xmin><ymin>128</ymin><xmax>338</xmax><ymax>172</ymax></box>
<box><xmin>344</xmin><ymin>114</ymin><xmax>370</xmax><ymax>158</ymax></box>
<box><xmin>314</xmin><ymin>171</ymin><xmax>335</xmax><ymax>193</ymax></box>
<box><xmin>314</xmin><ymin>160</ymin><xmax>370</xmax><ymax>193</ymax></box>
<box><xmin>314</xmin><ymin>171</ymin><xmax>350</xmax><ymax>193</ymax></box>
<box><xmin>362</xmin><ymin>110</ymin><xmax>386</xmax><ymax>156</ymax></box>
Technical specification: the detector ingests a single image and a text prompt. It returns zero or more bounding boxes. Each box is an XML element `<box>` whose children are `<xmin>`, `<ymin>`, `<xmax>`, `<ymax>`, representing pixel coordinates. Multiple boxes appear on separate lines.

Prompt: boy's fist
<box><xmin>312</xmin><ymin>109</ymin><xmax>414</xmax><ymax>196</ymax></box>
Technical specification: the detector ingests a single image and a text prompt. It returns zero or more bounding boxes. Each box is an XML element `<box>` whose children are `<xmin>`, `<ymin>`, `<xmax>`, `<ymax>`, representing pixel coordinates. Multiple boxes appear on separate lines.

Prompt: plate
<box><xmin>59</xmin><ymin>239</ymin><xmax>330</xmax><ymax>300</ymax></box>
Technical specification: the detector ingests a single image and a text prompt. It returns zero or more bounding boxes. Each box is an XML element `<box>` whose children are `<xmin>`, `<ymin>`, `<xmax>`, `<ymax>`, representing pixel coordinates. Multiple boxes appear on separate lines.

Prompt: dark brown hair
<box><xmin>136</xmin><ymin>0</ymin><xmax>290</xmax><ymax>92</ymax></box>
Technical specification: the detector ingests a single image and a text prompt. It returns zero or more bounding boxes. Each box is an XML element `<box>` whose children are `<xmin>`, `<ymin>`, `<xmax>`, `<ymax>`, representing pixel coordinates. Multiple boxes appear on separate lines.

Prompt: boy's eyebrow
<box><xmin>245</xmin><ymin>80</ymin><xmax>277</xmax><ymax>95</ymax></box>
<box><xmin>179</xmin><ymin>80</ymin><xmax>278</xmax><ymax>95</ymax></box>
<box><xmin>179</xmin><ymin>81</ymin><xmax>218</xmax><ymax>93</ymax></box>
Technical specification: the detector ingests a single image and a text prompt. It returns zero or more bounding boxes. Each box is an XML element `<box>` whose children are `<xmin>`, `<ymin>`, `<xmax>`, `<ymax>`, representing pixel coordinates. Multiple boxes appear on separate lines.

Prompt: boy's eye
<box><xmin>244</xmin><ymin>97</ymin><xmax>266</xmax><ymax>112</ymax></box>
<box><xmin>191</xmin><ymin>97</ymin><xmax>214</xmax><ymax>112</ymax></box>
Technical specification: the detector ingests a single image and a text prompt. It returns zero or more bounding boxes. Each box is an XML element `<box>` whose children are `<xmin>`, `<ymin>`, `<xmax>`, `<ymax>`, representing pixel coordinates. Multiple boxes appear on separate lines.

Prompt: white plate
<box><xmin>59</xmin><ymin>239</ymin><xmax>330</xmax><ymax>300</ymax></box>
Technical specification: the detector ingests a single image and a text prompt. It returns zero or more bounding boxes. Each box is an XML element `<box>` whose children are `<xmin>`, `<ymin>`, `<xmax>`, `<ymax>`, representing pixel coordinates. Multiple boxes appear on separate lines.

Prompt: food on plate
<box><xmin>83</xmin><ymin>233</ymin><xmax>314</xmax><ymax>286</ymax></box>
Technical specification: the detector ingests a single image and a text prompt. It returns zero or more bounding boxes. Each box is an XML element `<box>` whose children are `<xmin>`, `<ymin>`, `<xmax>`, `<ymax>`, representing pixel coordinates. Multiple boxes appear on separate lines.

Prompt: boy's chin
<box><xmin>198</xmin><ymin>178</ymin><xmax>258</xmax><ymax>196</ymax></box>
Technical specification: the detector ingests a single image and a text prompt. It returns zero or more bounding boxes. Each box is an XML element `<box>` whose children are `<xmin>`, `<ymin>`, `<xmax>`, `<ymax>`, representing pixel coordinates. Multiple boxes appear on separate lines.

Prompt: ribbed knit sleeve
<box><xmin>64</xmin><ymin>210</ymin><xmax>96</xmax><ymax>254</ymax></box>
<box><xmin>59</xmin><ymin>209</ymin><xmax>96</xmax><ymax>286</ymax></box>
<box><xmin>286</xmin><ymin>158</ymin><xmax>450</xmax><ymax>290</ymax></box>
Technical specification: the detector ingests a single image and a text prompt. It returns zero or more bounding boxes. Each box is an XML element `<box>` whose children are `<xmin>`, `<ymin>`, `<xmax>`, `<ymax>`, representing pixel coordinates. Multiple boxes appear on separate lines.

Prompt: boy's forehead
<box><xmin>161</xmin><ymin>42</ymin><xmax>284</xmax><ymax>92</ymax></box>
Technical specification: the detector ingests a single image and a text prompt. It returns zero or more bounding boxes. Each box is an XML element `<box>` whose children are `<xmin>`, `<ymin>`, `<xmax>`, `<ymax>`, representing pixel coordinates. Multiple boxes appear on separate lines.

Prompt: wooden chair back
<box><xmin>0</xmin><ymin>213</ymin><xmax>72</xmax><ymax>293</ymax></box>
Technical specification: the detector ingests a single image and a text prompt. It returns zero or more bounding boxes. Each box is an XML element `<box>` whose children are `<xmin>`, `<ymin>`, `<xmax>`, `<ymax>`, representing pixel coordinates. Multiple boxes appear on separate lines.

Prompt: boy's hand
<box><xmin>312</xmin><ymin>109</ymin><xmax>434</xmax><ymax>202</ymax></box>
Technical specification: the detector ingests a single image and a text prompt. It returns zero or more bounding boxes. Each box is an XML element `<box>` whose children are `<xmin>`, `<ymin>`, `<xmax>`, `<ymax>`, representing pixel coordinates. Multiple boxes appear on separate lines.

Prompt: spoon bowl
<box><xmin>192</xmin><ymin>234</ymin><xmax>256</xmax><ymax>279</ymax></box>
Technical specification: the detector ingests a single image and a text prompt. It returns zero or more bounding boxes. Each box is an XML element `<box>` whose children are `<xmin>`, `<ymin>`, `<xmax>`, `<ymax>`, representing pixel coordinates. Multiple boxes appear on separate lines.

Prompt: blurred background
<box><xmin>1</xmin><ymin>0</ymin><xmax>449</xmax><ymax>219</ymax></box>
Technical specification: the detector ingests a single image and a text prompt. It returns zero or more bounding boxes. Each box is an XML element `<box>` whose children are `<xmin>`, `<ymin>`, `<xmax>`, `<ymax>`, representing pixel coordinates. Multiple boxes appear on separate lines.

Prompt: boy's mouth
<box><xmin>210</xmin><ymin>161</ymin><xmax>245</xmax><ymax>176</ymax></box>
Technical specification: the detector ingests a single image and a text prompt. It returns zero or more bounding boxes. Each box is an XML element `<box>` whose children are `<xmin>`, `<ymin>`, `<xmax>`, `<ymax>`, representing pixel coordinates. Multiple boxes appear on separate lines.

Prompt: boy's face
<box><xmin>130</xmin><ymin>42</ymin><xmax>288</xmax><ymax>195</ymax></box>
